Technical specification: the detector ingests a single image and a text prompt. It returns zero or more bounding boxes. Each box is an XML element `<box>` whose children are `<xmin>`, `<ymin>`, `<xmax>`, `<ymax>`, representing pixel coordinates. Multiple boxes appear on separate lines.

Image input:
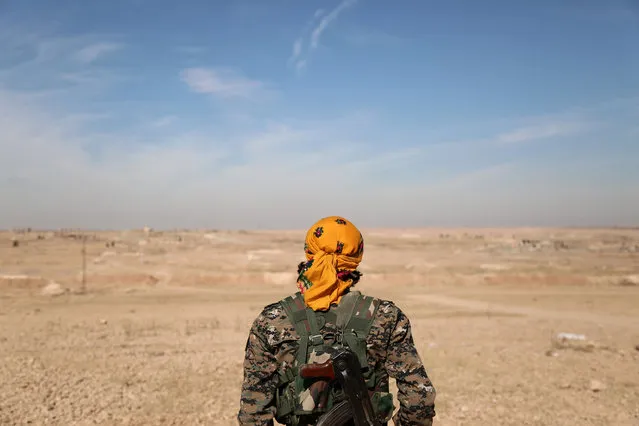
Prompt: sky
<box><xmin>0</xmin><ymin>0</ymin><xmax>638</xmax><ymax>230</ymax></box>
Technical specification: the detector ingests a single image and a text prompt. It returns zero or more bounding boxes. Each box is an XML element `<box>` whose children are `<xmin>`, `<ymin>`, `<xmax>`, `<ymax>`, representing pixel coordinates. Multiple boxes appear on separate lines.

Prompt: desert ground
<box><xmin>1</xmin><ymin>227</ymin><xmax>638</xmax><ymax>425</ymax></box>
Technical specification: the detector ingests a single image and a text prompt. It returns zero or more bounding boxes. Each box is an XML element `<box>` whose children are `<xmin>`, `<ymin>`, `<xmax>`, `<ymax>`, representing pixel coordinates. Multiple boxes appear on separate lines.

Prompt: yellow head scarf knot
<box><xmin>297</xmin><ymin>216</ymin><xmax>364</xmax><ymax>311</ymax></box>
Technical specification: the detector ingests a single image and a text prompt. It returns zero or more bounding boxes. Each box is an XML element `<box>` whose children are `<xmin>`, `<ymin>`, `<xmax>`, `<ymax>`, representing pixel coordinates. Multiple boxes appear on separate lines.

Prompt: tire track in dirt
<box><xmin>414</xmin><ymin>294</ymin><xmax>639</xmax><ymax>328</ymax></box>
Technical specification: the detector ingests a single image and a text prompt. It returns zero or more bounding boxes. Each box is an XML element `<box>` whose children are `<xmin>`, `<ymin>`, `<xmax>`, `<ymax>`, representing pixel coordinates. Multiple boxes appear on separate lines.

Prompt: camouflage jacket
<box><xmin>237</xmin><ymin>293</ymin><xmax>436</xmax><ymax>425</ymax></box>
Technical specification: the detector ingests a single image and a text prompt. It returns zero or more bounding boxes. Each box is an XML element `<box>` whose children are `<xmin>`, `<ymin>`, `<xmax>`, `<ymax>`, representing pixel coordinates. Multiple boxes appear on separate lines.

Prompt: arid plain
<box><xmin>1</xmin><ymin>227</ymin><xmax>638</xmax><ymax>425</ymax></box>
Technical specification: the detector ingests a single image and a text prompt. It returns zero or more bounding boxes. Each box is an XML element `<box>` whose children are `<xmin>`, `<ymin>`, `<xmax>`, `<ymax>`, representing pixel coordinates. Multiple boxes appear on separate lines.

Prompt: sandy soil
<box><xmin>1</xmin><ymin>227</ymin><xmax>638</xmax><ymax>425</ymax></box>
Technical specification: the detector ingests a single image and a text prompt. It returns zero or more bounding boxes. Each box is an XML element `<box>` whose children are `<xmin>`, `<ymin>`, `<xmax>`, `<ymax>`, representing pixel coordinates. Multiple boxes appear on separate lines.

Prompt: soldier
<box><xmin>238</xmin><ymin>216</ymin><xmax>436</xmax><ymax>425</ymax></box>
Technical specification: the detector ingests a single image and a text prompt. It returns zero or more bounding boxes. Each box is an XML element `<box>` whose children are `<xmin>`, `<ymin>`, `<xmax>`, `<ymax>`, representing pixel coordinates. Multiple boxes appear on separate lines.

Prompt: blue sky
<box><xmin>1</xmin><ymin>0</ymin><xmax>638</xmax><ymax>229</ymax></box>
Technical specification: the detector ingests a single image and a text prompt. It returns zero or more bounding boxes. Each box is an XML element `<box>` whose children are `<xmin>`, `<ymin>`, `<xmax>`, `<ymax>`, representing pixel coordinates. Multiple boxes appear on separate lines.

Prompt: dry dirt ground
<box><xmin>1</xmin><ymin>227</ymin><xmax>638</xmax><ymax>425</ymax></box>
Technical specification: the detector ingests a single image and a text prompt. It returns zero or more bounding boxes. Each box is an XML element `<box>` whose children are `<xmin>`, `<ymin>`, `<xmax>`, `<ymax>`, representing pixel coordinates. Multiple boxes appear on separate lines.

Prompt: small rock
<box><xmin>619</xmin><ymin>275</ymin><xmax>639</xmax><ymax>286</ymax></box>
<box><xmin>590</xmin><ymin>380</ymin><xmax>606</xmax><ymax>392</ymax></box>
<box><xmin>634</xmin><ymin>344</ymin><xmax>639</xmax><ymax>352</ymax></box>
<box><xmin>553</xmin><ymin>332</ymin><xmax>596</xmax><ymax>352</ymax></box>
<box><xmin>100</xmin><ymin>319</ymin><xmax>108</xmax><ymax>325</ymax></box>
<box><xmin>40</xmin><ymin>282</ymin><xmax>66</xmax><ymax>297</ymax></box>
<box><xmin>545</xmin><ymin>349</ymin><xmax>559</xmax><ymax>357</ymax></box>
<box><xmin>557</xmin><ymin>332</ymin><xmax>586</xmax><ymax>341</ymax></box>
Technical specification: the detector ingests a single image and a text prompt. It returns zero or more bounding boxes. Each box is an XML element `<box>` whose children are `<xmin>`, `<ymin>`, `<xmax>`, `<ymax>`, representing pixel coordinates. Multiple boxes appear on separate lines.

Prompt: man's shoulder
<box><xmin>251</xmin><ymin>300</ymin><xmax>289</xmax><ymax>333</ymax></box>
<box><xmin>259</xmin><ymin>300</ymin><xmax>287</xmax><ymax>320</ymax></box>
<box><xmin>252</xmin><ymin>293</ymin><xmax>302</xmax><ymax>329</ymax></box>
<box><xmin>260</xmin><ymin>292</ymin><xmax>307</xmax><ymax>318</ymax></box>
<box><xmin>372</xmin><ymin>296</ymin><xmax>400</xmax><ymax>313</ymax></box>
<box><xmin>354</xmin><ymin>292</ymin><xmax>404</xmax><ymax>324</ymax></box>
<box><xmin>374</xmin><ymin>298</ymin><xmax>402</xmax><ymax>326</ymax></box>
<box><xmin>248</xmin><ymin>298</ymin><xmax>299</xmax><ymax>347</ymax></box>
<box><xmin>354</xmin><ymin>291</ymin><xmax>397</xmax><ymax>312</ymax></box>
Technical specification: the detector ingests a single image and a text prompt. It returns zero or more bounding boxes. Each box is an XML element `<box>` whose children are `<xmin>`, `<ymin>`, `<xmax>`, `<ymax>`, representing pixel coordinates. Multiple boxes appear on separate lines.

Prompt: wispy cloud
<box><xmin>180</xmin><ymin>67</ymin><xmax>266</xmax><ymax>99</ymax></box>
<box><xmin>310</xmin><ymin>0</ymin><xmax>357</xmax><ymax>49</ymax></box>
<box><xmin>151</xmin><ymin>115</ymin><xmax>177</xmax><ymax>127</ymax></box>
<box><xmin>242</xmin><ymin>123</ymin><xmax>308</xmax><ymax>155</ymax></box>
<box><xmin>495</xmin><ymin>120</ymin><xmax>588</xmax><ymax>144</ymax></box>
<box><xmin>287</xmin><ymin>38</ymin><xmax>306</xmax><ymax>71</ymax></box>
<box><xmin>290</xmin><ymin>38</ymin><xmax>303</xmax><ymax>61</ymax></box>
<box><xmin>294</xmin><ymin>59</ymin><xmax>307</xmax><ymax>72</ymax></box>
<box><xmin>395</xmin><ymin>114</ymin><xmax>593</xmax><ymax>155</ymax></box>
<box><xmin>59</xmin><ymin>68</ymin><xmax>127</xmax><ymax>87</ymax></box>
<box><xmin>0</xmin><ymin>25</ymin><xmax>126</xmax><ymax>96</ymax></box>
<box><xmin>288</xmin><ymin>0</ymin><xmax>357</xmax><ymax>71</ymax></box>
<box><xmin>73</xmin><ymin>42</ymin><xmax>123</xmax><ymax>63</ymax></box>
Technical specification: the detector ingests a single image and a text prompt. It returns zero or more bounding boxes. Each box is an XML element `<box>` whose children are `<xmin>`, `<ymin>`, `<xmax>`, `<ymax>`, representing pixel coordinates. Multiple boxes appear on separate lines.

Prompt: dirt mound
<box><xmin>82</xmin><ymin>273</ymin><xmax>162</xmax><ymax>287</ymax></box>
<box><xmin>0</xmin><ymin>275</ymin><xmax>68</xmax><ymax>296</ymax></box>
<box><xmin>40</xmin><ymin>282</ymin><xmax>67</xmax><ymax>297</ymax></box>
<box><xmin>168</xmin><ymin>272</ymin><xmax>296</xmax><ymax>287</ymax></box>
<box><xmin>619</xmin><ymin>275</ymin><xmax>639</xmax><ymax>287</ymax></box>
<box><xmin>0</xmin><ymin>274</ymin><xmax>49</xmax><ymax>290</ymax></box>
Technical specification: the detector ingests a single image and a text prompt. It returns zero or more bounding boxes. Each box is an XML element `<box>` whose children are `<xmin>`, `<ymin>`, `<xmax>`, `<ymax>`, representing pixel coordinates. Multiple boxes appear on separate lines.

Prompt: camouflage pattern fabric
<box><xmin>238</xmin><ymin>293</ymin><xmax>436</xmax><ymax>425</ymax></box>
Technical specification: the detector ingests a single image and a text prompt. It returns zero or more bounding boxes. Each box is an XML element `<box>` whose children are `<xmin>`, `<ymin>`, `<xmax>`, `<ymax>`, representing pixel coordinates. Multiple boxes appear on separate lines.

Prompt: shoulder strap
<box><xmin>334</xmin><ymin>291</ymin><xmax>377</xmax><ymax>334</ymax></box>
<box><xmin>281</xmin><ymin>293</ymin><xmax>312</xmax><ymax>365</ymax></box>
<box><xmin>346</xmin><ymin>294</ymin><xmax>378</xmax><ymax>336</ymax></box>
<box><xmin>281</xmin><ymin>293</ymin><xmax>308</xmax><ymax>333</ymax></box>
<box><xmin>336</xmin><ymin>291</ymin><xmax>361</xmax><ymax>330</ymax></box>
<box><xmin>334</xmin><ymin>291</ymin><xmax>372</xmax><ymax>349</ymax></box>
<box><xmin>304</xmin><ymin>306</ymin><xmax>326</xmax><ymax>358</ymax></box>
<box><xmin>336</xmin><ymin>292</ymin><xmax>379</xmax><ymax>380</ymax></box>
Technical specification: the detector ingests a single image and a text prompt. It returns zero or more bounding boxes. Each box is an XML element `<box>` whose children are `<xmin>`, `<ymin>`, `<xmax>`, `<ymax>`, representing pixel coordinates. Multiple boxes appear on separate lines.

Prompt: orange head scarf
<box><xmin>297</xmin><ymin>216</ymin><xmax>364</xmax><ymax>311</ymax></box>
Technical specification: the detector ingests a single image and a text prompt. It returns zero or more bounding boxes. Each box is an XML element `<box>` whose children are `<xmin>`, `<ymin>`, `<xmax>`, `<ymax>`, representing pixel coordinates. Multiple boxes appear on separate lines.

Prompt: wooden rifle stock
<box><xmin>299</xmin><ymin>360</ymin><xmax>335</xmax><ymax>380</ymax></box>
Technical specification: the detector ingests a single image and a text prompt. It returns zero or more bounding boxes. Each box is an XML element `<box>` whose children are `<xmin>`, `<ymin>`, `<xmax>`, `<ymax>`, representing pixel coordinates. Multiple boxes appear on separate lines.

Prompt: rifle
<box><xmin>299</xmin><ymin>347</ymin><xmax>383</xmax><ymax>426</ymax></box>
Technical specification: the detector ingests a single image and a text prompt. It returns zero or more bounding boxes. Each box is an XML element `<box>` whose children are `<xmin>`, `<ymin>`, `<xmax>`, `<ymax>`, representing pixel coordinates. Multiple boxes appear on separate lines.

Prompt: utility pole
<box><xmin>81</xmin><ymin>235</ymin><xmax>87</xmax><ymax>294</ymax></box>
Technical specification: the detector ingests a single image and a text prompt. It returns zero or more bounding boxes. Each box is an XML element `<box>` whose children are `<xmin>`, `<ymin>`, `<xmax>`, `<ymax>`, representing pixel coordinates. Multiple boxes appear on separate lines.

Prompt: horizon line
<box><xmin>3</xmin><ymin>225</ymin><xmax>639</xmax><ymax>233</ymax></box>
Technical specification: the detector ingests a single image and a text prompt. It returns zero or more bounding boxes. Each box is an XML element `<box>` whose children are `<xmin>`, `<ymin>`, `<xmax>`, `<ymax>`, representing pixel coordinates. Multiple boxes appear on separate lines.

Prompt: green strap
<box><xmin>336</xmin><ymin>291</ymin><xmax>361</xmax><ymax>330</ymax></box>
<box><xmin>347</xmin><ymin>295</ymin><xmax>376</xmax><ymax>334</ymax></box>
<box><xmin>305</xmin><ymin>306</ymin><xmax>326</xmax><ymax>353</ymax></box>
<box><xmin>281</xmin><ymin>293</ymin><xmax>310</xmax><ymax>366</ymax></box>
<box><xmin>306</xmin><ymin>307</ymin><xmax>321</xmax><ymax>336</ymax></box>
<box><xmin>322</xmin><ymin>309</ymin><xmax>337</xmax><ymax>325</ymax></box>
<box><xmin>281</xmin><ymin>295</ymin><xmax>307</xmax><ymax>335</ymax></box>
<box><xmin>341</xmin><ymin>294</ymin><xmax>378</xmax><ymax>375</ymax></box>
<box><xmin>277</xmin><ymin>366</ymin><xmax>298</xmax><ymax>384</ymax></box>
